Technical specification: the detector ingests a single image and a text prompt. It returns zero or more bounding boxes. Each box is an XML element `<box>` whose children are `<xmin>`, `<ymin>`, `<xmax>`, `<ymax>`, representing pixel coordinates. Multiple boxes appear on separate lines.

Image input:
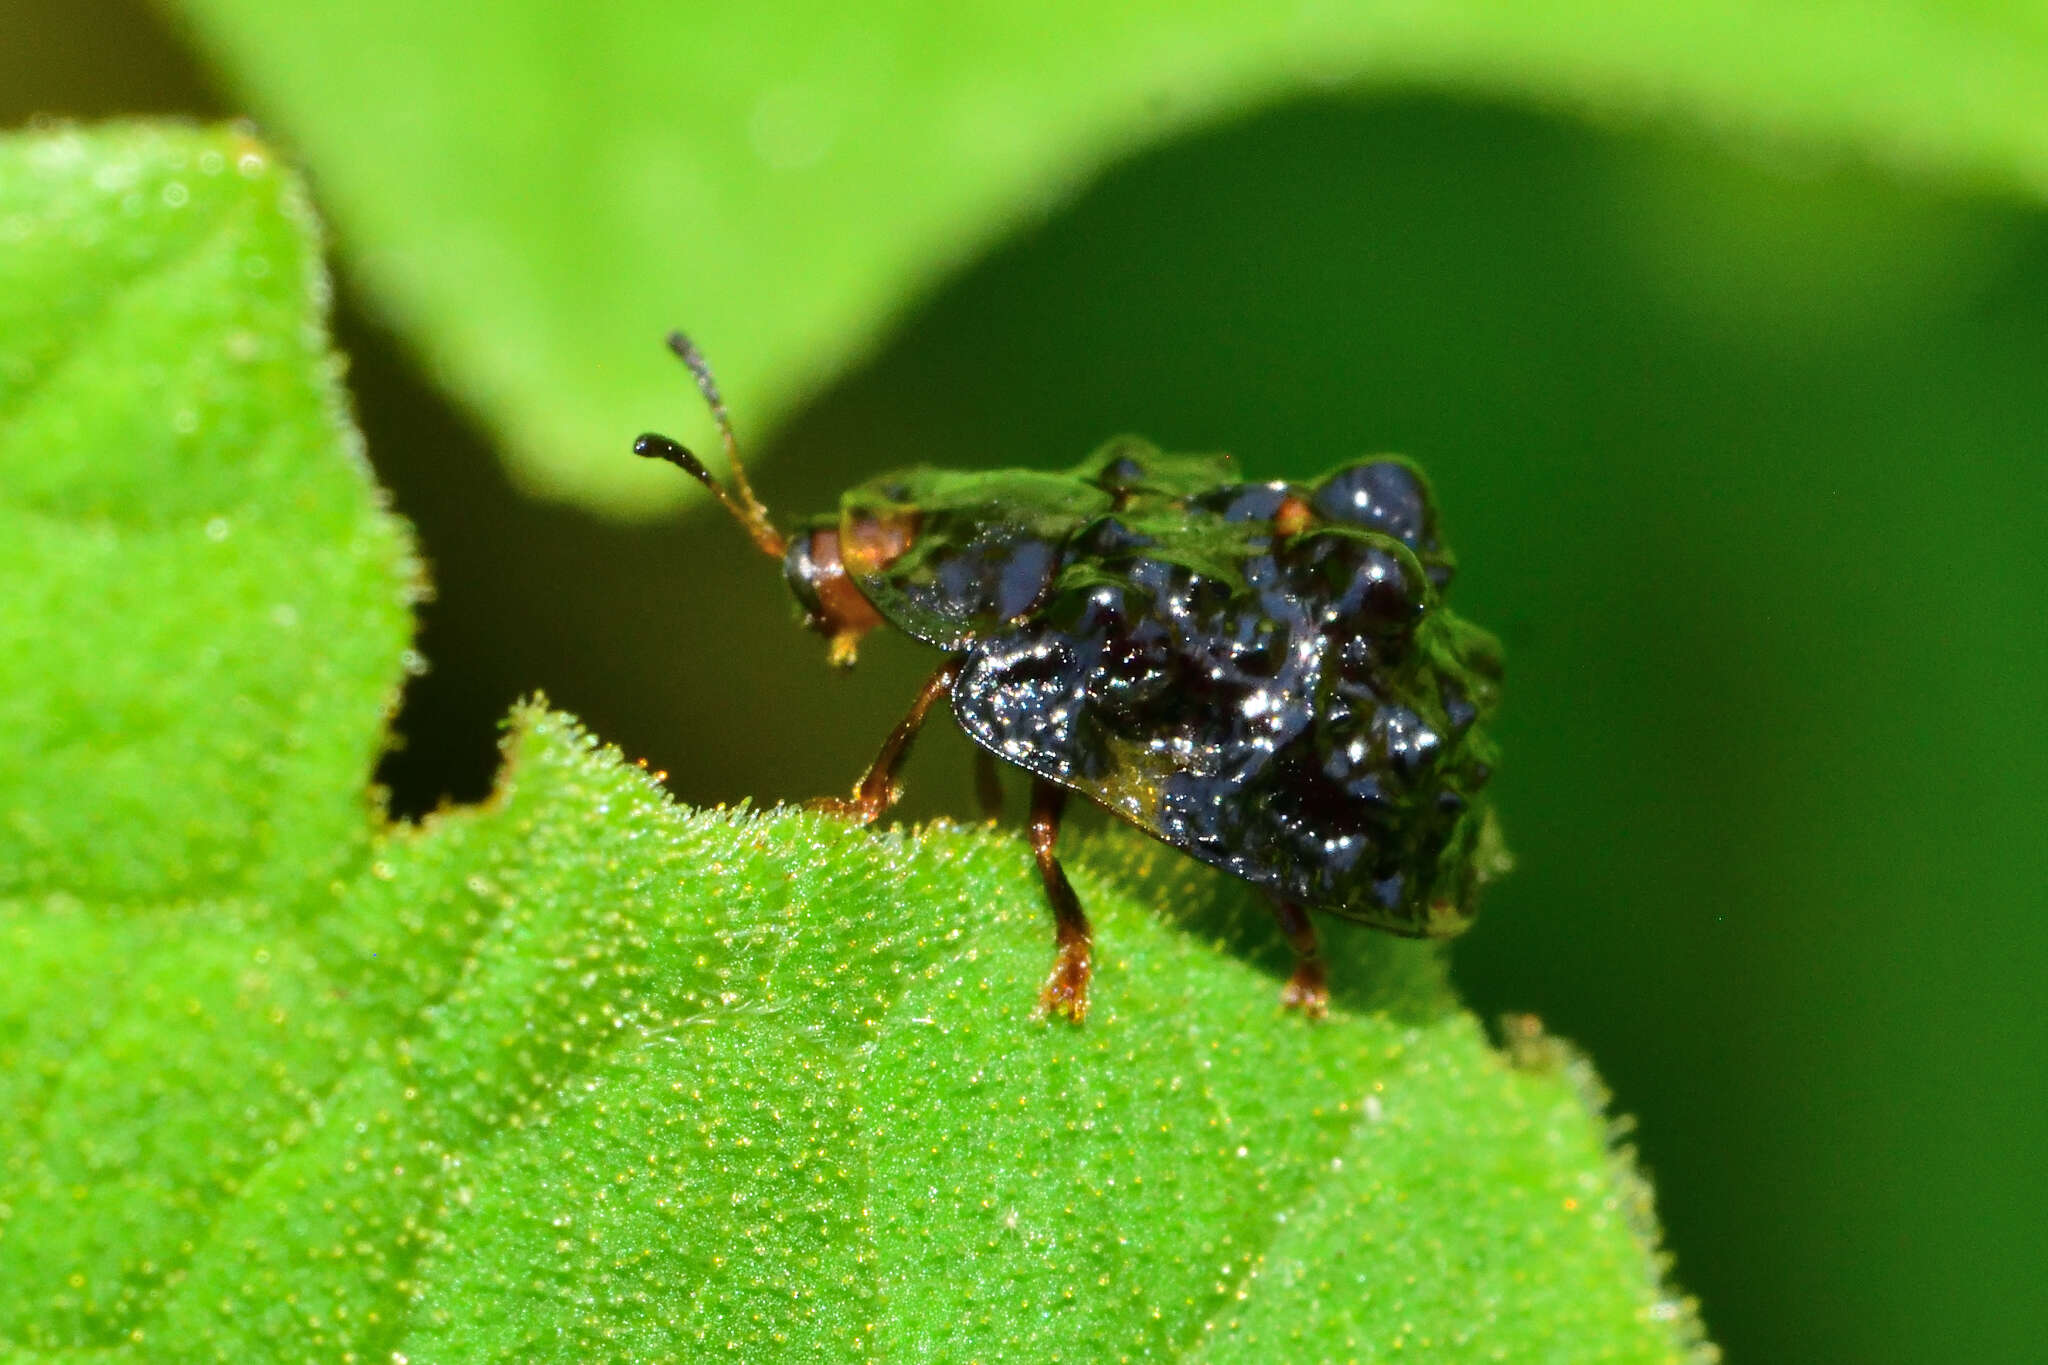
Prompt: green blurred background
<box><xmin>9</xmin><ymin>3</ymin><xmax>2044</xmax><ymax>1361</ymax></box>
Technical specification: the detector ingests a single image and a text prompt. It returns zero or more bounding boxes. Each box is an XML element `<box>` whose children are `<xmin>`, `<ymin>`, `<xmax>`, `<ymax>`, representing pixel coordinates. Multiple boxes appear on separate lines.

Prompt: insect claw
<box><xmin>826</xmin><ymin>631</ymin><xmax>862</xmax><ymax>669</ymax></box>
<box><xmin>808</xmin><ymin>660</ymin><xmax>960</xmax><ymax>827</ymax></box>
<box><xmin>804</xmin><ymin>793</ymin><xmax>876</xmax><ymax>825</ymax></box>
<box><xmin>1279</xmin><ymin>959</ymin><xmax>1330</xmax><ymax>1019</ymax></box>
<box><xmin>1029</xmin><ymin>779</ymin><xmax>1094</xmax><ymax>1023</ymax></box>
<box><xmin>1037</xmin><ymin>939</ymin><xmax>1092</xmax><ymax>1023</ymax></box>
<box><xmin>1272</xmin><ymin>900</ymin><xmax>1328</xmax><ymax>1020</ymax></box>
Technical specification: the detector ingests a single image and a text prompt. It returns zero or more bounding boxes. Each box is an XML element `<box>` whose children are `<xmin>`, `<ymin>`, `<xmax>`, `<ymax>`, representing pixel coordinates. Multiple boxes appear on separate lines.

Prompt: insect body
<box><xmin>636</xmin><ymin>333</ymin><xmax>1505</xmax><ymax>1021</ymax></box>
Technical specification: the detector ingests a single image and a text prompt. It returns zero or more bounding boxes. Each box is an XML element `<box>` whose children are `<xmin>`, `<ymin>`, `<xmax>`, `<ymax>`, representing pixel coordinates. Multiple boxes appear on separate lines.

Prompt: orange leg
<box><xmin>1273</xmin><ymin>901</ymin><xmax>1329</xmax><ymax>1019</ymax></box>
<box><xmin>1030</xmin><ymin>779</ymin><xmax>1093</xmax><ymax>1022</ymax></box>
<box><xmin>809</xmin><ymin>658</ymin><xmax>962</xmax><ymax>825</ymax></box>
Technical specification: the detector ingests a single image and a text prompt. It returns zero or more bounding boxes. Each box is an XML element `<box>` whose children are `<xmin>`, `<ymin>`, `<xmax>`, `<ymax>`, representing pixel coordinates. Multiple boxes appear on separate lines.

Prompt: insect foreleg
<box><xmin>1030</xmin><ymin>779</ymin><xmax>1093</xmax><ymax>1023</ymax></box>
<box><xmin>809</xmin><ymin>657</ymin><xmax>963</xmax><ymax>825</ymax></box>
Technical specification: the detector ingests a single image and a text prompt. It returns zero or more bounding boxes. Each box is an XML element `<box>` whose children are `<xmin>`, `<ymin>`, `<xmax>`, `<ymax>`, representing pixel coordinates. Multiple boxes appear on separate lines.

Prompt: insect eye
<box><xmin>1311</xmin><ymin>459</ymin><xmax>1438</xmax><ymax>552</ymax></box>
<box><xmin>782</xmin><ymin>528</ymin><xmax>827</xmax><ymax>623</ymax></box>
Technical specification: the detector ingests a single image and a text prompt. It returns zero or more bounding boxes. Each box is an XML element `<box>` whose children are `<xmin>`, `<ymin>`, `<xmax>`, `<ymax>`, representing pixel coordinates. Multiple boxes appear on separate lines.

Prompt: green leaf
<box><xmin>0</xmin><ymin>123</ymin><xmax>1712</xmax><ymax>1360</ymax></box>
<box><xmin>163</xmin><ymin>1</ymin><xmax>2048</xmax><ymax>513</ymax></box>
<box><xmin>0</xmin><ymin>121</ymin><xmax>417</xmax><ymax>902</ymax></box>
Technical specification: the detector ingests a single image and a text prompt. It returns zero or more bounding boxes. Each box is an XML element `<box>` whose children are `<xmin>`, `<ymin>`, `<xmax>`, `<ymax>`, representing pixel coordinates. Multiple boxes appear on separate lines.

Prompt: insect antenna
<box><xmin>633</xmin><ymin>330</ymin><xmax>787</xmax><ymax>558</ymax></box>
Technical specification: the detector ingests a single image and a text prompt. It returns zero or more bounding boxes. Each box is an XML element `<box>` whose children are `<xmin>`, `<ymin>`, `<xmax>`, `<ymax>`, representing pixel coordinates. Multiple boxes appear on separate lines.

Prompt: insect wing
<box><xmin>952</xmin><ymin>509</ymin><xmax>1500</xmax><ymax>935</ymax></box>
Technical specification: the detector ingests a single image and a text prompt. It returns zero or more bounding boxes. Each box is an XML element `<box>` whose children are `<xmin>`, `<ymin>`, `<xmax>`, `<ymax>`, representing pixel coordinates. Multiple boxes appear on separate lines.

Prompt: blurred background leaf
<box><xmin>6</xmin><ymin>1</ymin><xmax>2046</xmax><ymax>1361</ymax></box>
<box><xmin>148</xmin><ymin>0</ymin><xmax>2048</xmax><ymax>512</ymax></box>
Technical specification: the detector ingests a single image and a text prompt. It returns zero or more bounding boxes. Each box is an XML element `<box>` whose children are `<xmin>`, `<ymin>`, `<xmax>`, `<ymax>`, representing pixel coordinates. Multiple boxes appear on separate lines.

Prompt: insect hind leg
<box><xmin>1273</xmin><ymin>900</ymin><xmax>1329</xmax><ymax>1019</ymax></box>
<box><xmin>1029</xmin><ymin>779</ymin><xmax>1092</xmax><ymax>1022</ymax></box>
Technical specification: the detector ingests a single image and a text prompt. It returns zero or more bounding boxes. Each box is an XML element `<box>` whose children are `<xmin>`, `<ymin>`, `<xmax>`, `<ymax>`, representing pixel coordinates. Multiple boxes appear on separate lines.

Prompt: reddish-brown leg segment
<box><xmin>1273</xmin><ymin>900</ymin><xmax>1329</xmax><ymax>1018</ymax></box>
<box><xmin>809</xmin><ymin>657</ymin><xmax>962</xmax><ymax>825</ymax></box>
<box><xmin>1030</xmin><ymin>779</ymin><xmax>1093</xmax><ymax>1022</ymax></box>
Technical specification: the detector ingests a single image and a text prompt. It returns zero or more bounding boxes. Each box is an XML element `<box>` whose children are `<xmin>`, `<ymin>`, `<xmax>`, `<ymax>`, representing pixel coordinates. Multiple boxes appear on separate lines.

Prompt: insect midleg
<box><xmin>1272</xmin><ymin>900</ymin><xmax>1330</xmax><ymax>1018</ymax></box>
<box><xmin>1029</xmin><ymin>779</ymin><xmax>1093</xmax><ymax>1023</ymax></box>
<box><xmin>809</xmin><ymin>656</ymin><xmax>963</xmax><ymax>826</ymax></box>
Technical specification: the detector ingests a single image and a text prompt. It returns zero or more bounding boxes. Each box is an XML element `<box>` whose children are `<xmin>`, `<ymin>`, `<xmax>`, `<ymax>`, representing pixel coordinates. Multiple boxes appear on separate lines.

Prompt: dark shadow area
<box><xmin>12</xmin><ymin>6</ymin><xmax>2048</xmax><ymax>1362</ymax></box>
<box><xmin>1068</xmin><ymin>824</ymin><xmax>1454</xmax><ymax>1028</ymax></box>
<box><xmin>0</xmin><ymin>0</ymin><xmax>226</xmax><ymax>123</ymax></box>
